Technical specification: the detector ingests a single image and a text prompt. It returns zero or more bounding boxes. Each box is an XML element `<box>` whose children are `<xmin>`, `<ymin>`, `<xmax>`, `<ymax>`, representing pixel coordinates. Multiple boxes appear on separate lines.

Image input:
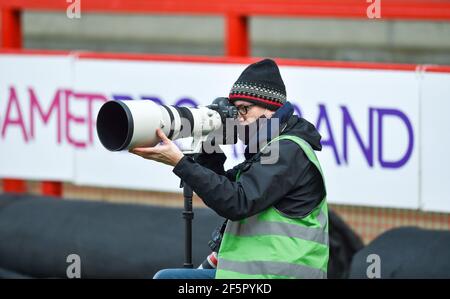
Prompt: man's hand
<box><xmin>129</xmin><ymin>128</ymin><xmax>184</xmax><ymax>167</ymax></box>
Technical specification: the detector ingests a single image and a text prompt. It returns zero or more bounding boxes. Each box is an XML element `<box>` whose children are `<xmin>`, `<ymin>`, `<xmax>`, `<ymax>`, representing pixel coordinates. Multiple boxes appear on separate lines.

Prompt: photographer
<box><xmin>130</xmin><ymin>59</ymin><xmax>329</xmax><ymax>279</ymax></box>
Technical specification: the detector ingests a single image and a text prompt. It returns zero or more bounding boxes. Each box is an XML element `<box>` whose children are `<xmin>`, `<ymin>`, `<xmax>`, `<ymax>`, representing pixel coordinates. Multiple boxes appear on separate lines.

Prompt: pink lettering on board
<box><xmin>29</xmin><ymin>87</ymin><xmax>62</xmax><ymax>143</ymax></box>
<box><xmin>1</xmin><ymin>86</ymin><xmax>29</xmax><ymax>142</ymax></box>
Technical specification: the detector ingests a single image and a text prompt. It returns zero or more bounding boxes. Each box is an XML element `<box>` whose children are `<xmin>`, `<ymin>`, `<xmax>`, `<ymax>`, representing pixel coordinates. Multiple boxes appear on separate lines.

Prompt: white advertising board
<box><xmin>1</xmin><ymin>53</ymin><xmax>448</xmax><ymax>212</ymax></box>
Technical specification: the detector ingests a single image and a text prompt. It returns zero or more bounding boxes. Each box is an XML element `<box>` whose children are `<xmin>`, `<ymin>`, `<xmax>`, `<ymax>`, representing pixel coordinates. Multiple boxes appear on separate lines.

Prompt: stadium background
<box><xmin>1</xmin><ymin>0</ymin><xmax>450</xmax><ymax>247</ymax></box>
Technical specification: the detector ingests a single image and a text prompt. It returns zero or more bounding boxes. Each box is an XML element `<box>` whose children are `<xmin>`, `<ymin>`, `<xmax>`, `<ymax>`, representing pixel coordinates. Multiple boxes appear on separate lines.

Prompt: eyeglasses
<box><xmin>236</xmin><ymin>104</ymin><xmax>256</xmax><ymax>116</ymax></box>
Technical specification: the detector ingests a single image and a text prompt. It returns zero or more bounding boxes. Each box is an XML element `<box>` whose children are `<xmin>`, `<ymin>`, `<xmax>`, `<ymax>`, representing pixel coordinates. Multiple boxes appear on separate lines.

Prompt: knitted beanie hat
<box><xmin>229</xmin><ymin>59</ymin><xmax>286</xmax><ymax>111</ymax></box>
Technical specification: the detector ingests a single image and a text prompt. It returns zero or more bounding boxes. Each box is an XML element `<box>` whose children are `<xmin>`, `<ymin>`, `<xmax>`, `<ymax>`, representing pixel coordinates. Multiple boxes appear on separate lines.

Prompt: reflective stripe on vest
<box><xmin>215</xmin><ymin>135</ymin><xmax>329</xmax><ymax>279</ymax></box>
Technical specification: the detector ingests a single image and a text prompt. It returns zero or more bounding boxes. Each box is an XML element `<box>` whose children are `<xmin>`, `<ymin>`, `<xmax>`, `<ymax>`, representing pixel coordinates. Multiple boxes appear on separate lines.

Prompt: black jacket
<box><xmin>173</xmin><ymin>110</ymin><xmax>326</xmax><ymax>221</ymax></box>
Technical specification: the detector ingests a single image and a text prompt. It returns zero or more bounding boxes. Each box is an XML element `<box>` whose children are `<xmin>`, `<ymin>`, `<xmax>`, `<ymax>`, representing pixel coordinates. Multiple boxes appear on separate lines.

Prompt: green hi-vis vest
<box><xmin>215</xmin><ymin>135</ymin><xmax>329</xmax><ymax>279</ymax></box>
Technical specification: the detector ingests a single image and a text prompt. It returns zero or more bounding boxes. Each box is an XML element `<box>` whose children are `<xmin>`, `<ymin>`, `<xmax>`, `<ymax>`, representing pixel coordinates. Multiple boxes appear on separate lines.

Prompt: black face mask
<box><xmin>237</xmin><ymin>115</ymin><xmax>267</xmax><ymax>145</ymax></box>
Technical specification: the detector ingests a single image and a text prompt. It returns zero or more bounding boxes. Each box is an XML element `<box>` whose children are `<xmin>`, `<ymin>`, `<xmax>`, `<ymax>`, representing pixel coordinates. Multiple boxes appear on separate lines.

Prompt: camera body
<box><xmin>207</xmin><ymin>97</ymin><xmax>238</xmax><ymax>123</ymax></box>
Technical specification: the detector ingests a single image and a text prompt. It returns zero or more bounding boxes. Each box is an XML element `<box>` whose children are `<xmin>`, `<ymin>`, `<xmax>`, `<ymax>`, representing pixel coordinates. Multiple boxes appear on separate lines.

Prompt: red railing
<box><xmin>1</xmin><ymin>0</ymin><xmax>450</xmax><ymax>197</ymax></box>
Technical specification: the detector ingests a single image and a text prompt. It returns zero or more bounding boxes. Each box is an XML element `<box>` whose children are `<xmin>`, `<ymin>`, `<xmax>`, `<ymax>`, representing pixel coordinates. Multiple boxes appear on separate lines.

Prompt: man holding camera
<box><xmin>130</xmin><ymin>59</ymin><xmax>329</xmax><ymax>279</ymax></box>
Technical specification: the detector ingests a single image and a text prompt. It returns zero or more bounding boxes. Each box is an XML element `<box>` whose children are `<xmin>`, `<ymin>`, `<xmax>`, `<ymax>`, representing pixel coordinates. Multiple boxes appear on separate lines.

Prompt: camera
<box><xmin>96</xmin><ymin>97</ymin><xmax>238</xmax><ymax>153</ymax></box>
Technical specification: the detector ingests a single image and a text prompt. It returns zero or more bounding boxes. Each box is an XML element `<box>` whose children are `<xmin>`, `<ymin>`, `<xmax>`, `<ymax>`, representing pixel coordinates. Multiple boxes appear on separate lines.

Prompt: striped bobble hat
<box><xmin>229</xmin><ymin>58</ymin><xmax>286</xmax><ymax>111</ymax></box>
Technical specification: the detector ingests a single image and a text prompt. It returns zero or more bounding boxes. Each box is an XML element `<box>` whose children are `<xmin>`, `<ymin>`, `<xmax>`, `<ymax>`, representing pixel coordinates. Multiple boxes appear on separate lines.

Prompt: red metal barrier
<box><xmin>3</xmin><ymin>179</ymin><xmax>26</xmax><ymax>193</ymax></box>
<box><xmin>2</xmin><ymin>0</ymin><xmax>450</xmax><ymax>19</ymax></box>
<box><xmin>226</xmin><ymin>13</ymin><xmax>249</xmax><ymax>57</ymax></box>
<box><xmin>1</xmin><ymin>8</ymin><xmax>22</xmax><ymax>48</ymax></box>
<box><xmin>2</xmin><ymin>0</ymin><xmax>450</xmax><ymax>50</ymax></box>
<box><xmin>41</xmin><ymin>182</ymin><xmax>63</xmax><ymax>198</ymax></box>
<box><xmin>1</xmin><ymin>0</ymin><xmax>450</xmax><ymax>197</ymax></box>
